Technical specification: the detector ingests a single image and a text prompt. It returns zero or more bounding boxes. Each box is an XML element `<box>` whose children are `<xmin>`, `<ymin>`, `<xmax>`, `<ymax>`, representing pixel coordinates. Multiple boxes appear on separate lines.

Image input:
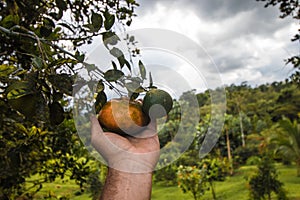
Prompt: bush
<box><xmin>154</xmin><ymin>164</ymin><xmax>178</xmax><ymax>186</ymax></box>
<box><xmin>247</xmin><ymin>155</ymin><xmax>288</xmax><ymax>200</ymax></box>
<box><xmin>246</xmin><ymin>156</ymin><xmax>261</xmax><ymax>166</ymax></box>
<box><xmin>177</xmin><ymin>165</ymin><xmax>208</xmax><ymax>200</ymax></box>
<box><xmin>234</xmin><ymin>145</ymin><xmax>259</xmax><ymax>165</ymax></box>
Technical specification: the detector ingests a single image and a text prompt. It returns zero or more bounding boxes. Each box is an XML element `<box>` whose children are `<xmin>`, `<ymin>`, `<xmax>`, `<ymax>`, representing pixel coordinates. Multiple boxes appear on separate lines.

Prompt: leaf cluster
<box><xmin>0</xmin><ymin>0</ymin><xmax>139</xmax><ymax>198</ymax></box>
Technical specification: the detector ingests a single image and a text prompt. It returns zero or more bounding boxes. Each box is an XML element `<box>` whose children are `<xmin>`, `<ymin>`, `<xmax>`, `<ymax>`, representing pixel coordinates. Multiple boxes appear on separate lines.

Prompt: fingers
<box><xmin>90</xmin><ymin>115</ymin><xmax>103</xmax><ymax>134</ymax></box>
<box><xmin>90</xmin><ymin>115</ymin><xmax>110</xmax><ymax>154</ymax></box>
<box><xmin>90</xmin><ymin>115</ymin><xmax>131</xmax><ymax>158</ymax></box>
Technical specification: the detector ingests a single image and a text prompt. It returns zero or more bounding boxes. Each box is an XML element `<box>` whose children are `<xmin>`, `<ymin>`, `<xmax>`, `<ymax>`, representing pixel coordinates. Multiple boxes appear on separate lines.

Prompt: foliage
<box><xmin>176</xmin><ymin>157</ymin><xmax>228</xmax><ymax>200</ymax></box>
<box><xmin>199</xmin><ymin>157</ymin><xmax>228</xmax><ymax>200</ymax></box>
<box><xmin>269</xmin><ymin>117</ymin><xmax>300</xmax><ymax>176</ymax></box>
<box><xmin>0</xmin><ymin>0</ymin><xmax>140</xmax><ymax>198</ymax></box>
<box><xmin>246</xmin><ymin>156</ymin><xmax>261</xmax><ymax>166</ymax></box>
<box><xmin>177</xmin><ymin>165</ymin><xmax>208</xmax><ymax>200</ymax></box>
<box><xmin>0</xmin><ymin>118</ymin><xmax>95</xmax><ymax>199</ymax></box>
<box><xmin>247</xmin><ymin>155</ymin><xmax>288</xmax><ymax>200</ymax></box>
<box><xmin>154</xmin><ymin>163</ymin><xmax>178</xmax><ymax>186</ymax></box>
<box><xmin>256</xmin><ymin>0</ymin><xmax>300</xmax><ymax>84</ymax></box>
<box><xmin>233</xmin><ymin>145</ymin><xmax>260</xmax><ymax>165</ymax></box>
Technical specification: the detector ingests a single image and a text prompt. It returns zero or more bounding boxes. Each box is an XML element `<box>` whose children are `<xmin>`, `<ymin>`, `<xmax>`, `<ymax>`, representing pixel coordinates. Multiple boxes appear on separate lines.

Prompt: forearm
<box><xmin>100</xmin><ymin>168</ymin><xmax>153</xmax><ymax>200</ymax></box>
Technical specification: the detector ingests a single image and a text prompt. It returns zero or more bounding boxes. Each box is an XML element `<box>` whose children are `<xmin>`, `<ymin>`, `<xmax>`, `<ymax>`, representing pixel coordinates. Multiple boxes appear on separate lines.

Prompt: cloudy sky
<box><xmin>124</xmin><ymin>0</ymin><xmax>298</xmax><ymax>88</ymax></box>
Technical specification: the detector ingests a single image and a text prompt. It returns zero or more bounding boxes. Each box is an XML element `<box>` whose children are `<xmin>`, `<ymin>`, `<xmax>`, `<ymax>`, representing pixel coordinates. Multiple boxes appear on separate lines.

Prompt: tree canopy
<box><xmin>0</xmin><ymin>0</ymin><xmax>139</xmax><ymax>198</ymax></box>
<box><xmin>257</xmin><ymin>0</ymin><xmax>300</xmax><ymax>83</ymax></box>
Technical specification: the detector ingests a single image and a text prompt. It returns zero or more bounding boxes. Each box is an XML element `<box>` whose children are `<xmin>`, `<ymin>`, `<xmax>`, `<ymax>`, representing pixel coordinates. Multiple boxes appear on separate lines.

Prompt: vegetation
<box><xmin>177</xmin><ymin>165</ymin><xmax>208</xmax><ymax>200</ymax></box>
<box><xmin>1</xmin><ymin>0</ymin><xmax>299</xmax><ymax>199</ymax></box>
<box><xmin>247</xmin><ymin>155</ymin><xmax>287</xmax><ymax>200</ymax></box>
<box><xmin>152</xmin><ymin>164</ymin><xmax>300</xmax><ymax>200</ymax></box>
<box><xmin>23</xmin><ymin>164</ymin><xmax>299</xmax><ymax>199</ymax></box>
<box><xmin>269</xmin><ymin>117</ymin><xmax>300</xmax><ymax>176</ymax></box>
<box><xmin>256</xmin><ymin>0</ymin><xmax>300</xmax><ymax>84</ymax></box>
<box><xmin>0</xmin><ymin>0</ymin><xmax>140</xmax><ymax>199</ymax></box>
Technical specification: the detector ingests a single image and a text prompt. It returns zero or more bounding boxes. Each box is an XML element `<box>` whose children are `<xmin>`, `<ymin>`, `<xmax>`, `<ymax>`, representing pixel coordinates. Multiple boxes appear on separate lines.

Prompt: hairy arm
<box><xmin>100</xmin><ymin>168</ymin><xmax>153</xmax><ymax>200</ymax></box>
<box><xmin>90</xmin><ymin>116</ymin><xmax>160</xmax><ymax>200</ymax></box>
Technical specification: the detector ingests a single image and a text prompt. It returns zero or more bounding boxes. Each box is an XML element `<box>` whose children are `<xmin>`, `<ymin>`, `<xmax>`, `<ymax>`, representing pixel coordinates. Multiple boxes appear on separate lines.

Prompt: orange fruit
<box><xmin>142</xmin><ymin>89</ymin><xmax>173</xmax><ymax>119</ymax></box>
<box><xmin>98</xmin><ymin>97</ymin><xmax>150</xmax><ymax>135</ymax></box>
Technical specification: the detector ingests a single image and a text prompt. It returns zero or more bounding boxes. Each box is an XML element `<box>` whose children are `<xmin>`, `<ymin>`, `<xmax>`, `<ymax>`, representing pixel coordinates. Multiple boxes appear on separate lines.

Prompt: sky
<box><xmin>124</xmin><ymin>0</ymin><xmax>299</xmax><ymax>88</ymax></box>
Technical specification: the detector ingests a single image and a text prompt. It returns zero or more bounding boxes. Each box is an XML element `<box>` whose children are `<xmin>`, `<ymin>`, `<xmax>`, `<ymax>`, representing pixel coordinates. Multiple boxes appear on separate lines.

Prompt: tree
<box><xmin>199</xmin><ymin>157</ymin><xmax>228</xmax><ymax>200</ymax></box>
<box><xmin>177</xmin><ymin>165</ymin><xmax>208</xmax><ymax>200</ymax></box>
<box><xmin>0</xmin><ymin>0</ymin><xmax>139</xmax><ymax>198</ymax></box>
<box><xmin>270</xmin><ymin>117</ymin><xmax>300</xmax><ymax>176</ymax></box>
<box><xmin>256</xmin><ymin>0</ymin><xmax>300</xmax><ymax>84</ymax></box>
<box><xmin>226</xmin><ymin>83</ymin><xmax>253</xmax><ymax>147</ymax></box>
<box><xmin>247</xmin><ymin>155</ymin><xmax>287</xmax><ymax>200</ymax></box>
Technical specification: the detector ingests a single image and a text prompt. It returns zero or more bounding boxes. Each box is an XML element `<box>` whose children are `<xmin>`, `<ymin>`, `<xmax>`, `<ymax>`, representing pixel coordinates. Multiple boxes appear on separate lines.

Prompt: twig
<box><xmin>0</xmin><ymin>25</ymin><xmax>127</xmax><ymax>96</ymax></box>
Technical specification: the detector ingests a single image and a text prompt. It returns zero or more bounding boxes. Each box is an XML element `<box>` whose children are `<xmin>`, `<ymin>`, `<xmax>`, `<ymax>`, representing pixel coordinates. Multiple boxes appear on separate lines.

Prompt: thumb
<box><xmin>90</xmin><ymin>115</ymin><xmax>115</xmax><ymax>157</ymax></box>
<box><xmin>90</xmin><ymin>115</ymin><xmax>103</xmax><ymax>135</ymax></box>
<box><xmin>90</xmin><ymin>115</ymin><xmax>106</xmax><ymax>150</ymax></box>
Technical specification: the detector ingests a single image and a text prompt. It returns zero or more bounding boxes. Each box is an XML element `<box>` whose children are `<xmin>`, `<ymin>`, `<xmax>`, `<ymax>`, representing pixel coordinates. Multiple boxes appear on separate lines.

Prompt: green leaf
<box><xmin>75</xmin><ymin>51</ymin><xmax>85</xmax><ymax>62</ymax></box>
<box><xmin>48</xmin><ymin>74</ymin><xmax>73</xmax><ymax>96</ymax></box>
<box><xmin>56</xmin><ymin>0</ymin><xmax>68</xmax><ymax>10</ymax></box>
<box><xmin>125</xmin><ymin>81</ymin><xmax>140</xmax><ymax>92</ymax></box>
<box><xmin>2</xmin><ymin>15</ymin><xmax>20</xmax><ymax>27</ymax></box>
<box><xmin>102</xmin><ymin>31</ymin><xmax>120</xmax><ymax>47</ymax></box>
<box><xmin>125</xmin><ymin>60</ymin><xmax>131</xmax><ymax>71</ymax></box>
<box><xmin>104</xmin><ymin>10</ymin><xmax>115</xmax><ymax>30</ymax></box>
<box><xmin>128</xmin><ymin>77</ymin><xmax>143</xmax><ymax>83</ymax></box>
<box><xmin>126</xmin><ymin>85</ymin><xmax>145</xmax><ymax>94</ymax></box>
<box><xmin>109</xmin><ymin>47</ymin><xmax>123</xmax><ymax>58</ymax></box>
<box><xmin>53</xmin><ymin>91</ymin><xmax>63</xmax><ymax>102</ymax></box>
<box><xmin>40</xmin><ymin>26</ymin><xmax>53</xmax><ymax>37</ymax></box>
<box><xmin>129</xmin><ymin>36</ymin><xmax>135</xmax><ymax>43</ymax></box>
<box><xmin>129</xmin><ymin>92</ymin><xmax>139</xmax><ymax>100</ymax></box>
<box><xmin>117</xmin><ymin>55</ymin><xmax>131</xmax><ymax>71</ymax></box>
<box><xmin>6</xmin><ymin>81</ymin><xmax>34</xmax><ymax>100</ymax></box>
<box><xmin>138</xmin><ymin>60</ymin><xmax>146</xmax><ymax>79</ymax></box>
<box><xmin>8</xmin><ymin>94</ymin><xmax>40</xmax><ymax>118</ymax></box>
<box><xmin>84</xmin><ymin>63</ymin><xmax>97</xmax><ymax>72</ymax></box>
<box><xmin>104</xmin><ymin>69</ymin><xmax>124</xmax><ymax>82</ymax></box>
<box><xmin>49</xmin><ymin>102</ymin><xmax>65</xmax><ymax>125</ymax></box>
<box><xmin>95</xmin><ymin>80</ymin><xmax>105</xmax><ymax>93</ymax></box>
<box><xmin>14</xmin><ymin>123</ymin><xmax>29</xmax><ymax>135</ymax></box>
<box><xmin>91</xmin><ymin>11</ymin><xmax>103</xmax><ymax>32</ymax></box>
<box><xmin>0</xmin><ymin>64</ymin><xmax>17</xmax><ymax>78</ymax></box>
<box><xmin>44</xmin><ymin>17</ymin><xmax>55</xmax><ymax>28</ymax></box>
<box><xmin>95</xmin><ymin>91</ymin><xmax>107</xmax><ymax>113</ymax></box>
<box><xmin>49</xmin><ymin>58</ymin><xmax>77</xmax><ymax>68</ymax></box>
<box><xmin>32</xmin><ymin>56</ymin><xmax>43</xmax><ymax>69</ymax></box>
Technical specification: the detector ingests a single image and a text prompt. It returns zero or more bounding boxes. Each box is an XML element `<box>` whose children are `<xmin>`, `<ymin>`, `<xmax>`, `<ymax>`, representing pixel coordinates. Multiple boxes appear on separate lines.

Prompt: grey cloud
<box><xmin>134</xmin><ymin>0</ymin><xmax>295</xmax><ymax>86</ymax></box>
<box><xmin>137</xmin><ymin>0</ymin><xmax>276</xmax><ymax>21</ymax></box>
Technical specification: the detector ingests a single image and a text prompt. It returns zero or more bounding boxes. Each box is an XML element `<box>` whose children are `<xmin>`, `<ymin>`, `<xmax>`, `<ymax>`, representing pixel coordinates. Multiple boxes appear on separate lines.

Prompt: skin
<box><xmin>90</xmin><ymin>116</ymin><xmax>160</xmax><ymax>200</ymax></box>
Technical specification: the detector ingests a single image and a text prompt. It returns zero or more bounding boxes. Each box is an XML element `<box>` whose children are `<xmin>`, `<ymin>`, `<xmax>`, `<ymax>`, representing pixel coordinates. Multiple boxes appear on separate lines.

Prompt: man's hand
<box><xmin>90</xmin><ymin>116</ymin><xmax>160</xmax><ymax>173</ymax></box>
<box><xmin>90</xmin><ymin>116</ymin><xmax>160</xmax><ymax>200</ymax></box>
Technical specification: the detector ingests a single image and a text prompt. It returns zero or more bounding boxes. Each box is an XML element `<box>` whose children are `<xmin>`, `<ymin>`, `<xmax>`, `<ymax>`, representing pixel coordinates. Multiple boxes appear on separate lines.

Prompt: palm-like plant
<box><xmin>270</xmin><ymin>117</ymin><xmax>300</xmax><ymax>176</ymax></box>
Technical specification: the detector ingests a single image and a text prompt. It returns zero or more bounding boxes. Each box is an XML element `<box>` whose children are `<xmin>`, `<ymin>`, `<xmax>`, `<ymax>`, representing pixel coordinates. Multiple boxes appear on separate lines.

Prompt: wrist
<box><xmin>100</xmin><ymin>167</ymin><xmax>153</xmax><ymax>200</ymax></box>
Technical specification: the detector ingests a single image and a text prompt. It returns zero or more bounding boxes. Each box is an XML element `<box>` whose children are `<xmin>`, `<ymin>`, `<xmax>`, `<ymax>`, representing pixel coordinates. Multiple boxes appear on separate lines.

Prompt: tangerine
<box><xmin>98</xmin><ymin>97</ymin><xmax>150</xmax><ymax>136</ymax></box>
<box><xmin>142</xmin><ymin>89</ymin><xmax>173</xmax><ymax>119</ymax></box>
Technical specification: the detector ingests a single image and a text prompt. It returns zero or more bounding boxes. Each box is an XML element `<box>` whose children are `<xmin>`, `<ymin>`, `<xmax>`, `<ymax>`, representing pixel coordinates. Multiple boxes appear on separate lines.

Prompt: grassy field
<box><xmin>152</xmin><ymin>164</ymin><xmax>300</xmax><ymax>200</ymax></box>
<box><xmin>29</xmin><ymin>164</ymin><xmax>300</xmax><ymax>200</ymax></box>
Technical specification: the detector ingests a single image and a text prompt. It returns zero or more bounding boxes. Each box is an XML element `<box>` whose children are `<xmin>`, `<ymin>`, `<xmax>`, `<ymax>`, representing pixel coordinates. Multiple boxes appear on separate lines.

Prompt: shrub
<box><xmin>247</xmin><ymin>155</ymin><xmax>288</xmax><ymax>200</ymax></box>
<box><xmin>246</xmin><ymin>156</ymin><xmax>261</xmax><ymax>166</ymax></box>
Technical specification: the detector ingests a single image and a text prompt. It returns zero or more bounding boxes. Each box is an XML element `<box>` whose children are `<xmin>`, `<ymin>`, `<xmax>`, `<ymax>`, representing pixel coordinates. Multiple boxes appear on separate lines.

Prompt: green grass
<box><xmin>151</xmin><ymin>165</ymin><xmax>253</xmax><ymax>200</ymax></box>
<box><xmin>151</xmin><ymin>164</ymin><xmax>300</xmax><ymax>200</ymax></box>
<box><xmin>28</xmin><ymin>164</ymin><xmax>300</xmax><ymax>200</ymax></box>
<box><xmin>27</xmin><ymin>174</ymin><xmax>90</xmax><ymax>199</ymax></box>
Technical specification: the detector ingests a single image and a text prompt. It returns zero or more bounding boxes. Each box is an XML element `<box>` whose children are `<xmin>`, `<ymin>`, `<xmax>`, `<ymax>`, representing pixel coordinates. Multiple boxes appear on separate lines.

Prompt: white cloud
<box><xmin>127</xmin><ymin>0</ymin><xmax>297</xmax><ymax>87</ymax></box>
